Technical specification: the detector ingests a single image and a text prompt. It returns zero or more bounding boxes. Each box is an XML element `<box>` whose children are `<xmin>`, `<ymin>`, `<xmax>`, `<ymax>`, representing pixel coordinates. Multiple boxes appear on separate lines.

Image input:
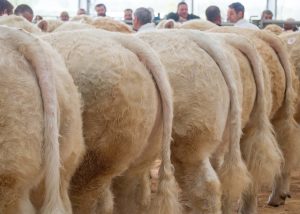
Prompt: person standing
<box><xmin>60</xmin><ymin>11</ymin><xmax>69</xmax><ymax>22</ymax></box>
<box><xmin>77</xmin><ymin>8</ymin><xmax>86</xmax><ymax>15</ymax></box>
<box><xmin>205</xmin><ymin>5</ymin><xmax>222</xmax><ymax>26</ymax></box>
<box><xmin>261</xmin><ymin>9</ymin><xmax>273</xmax><ymax>21</ymax></box>
<box><xmin>95</xmin><ymin>3</ymin><xmax>106</xmax><ymax>17</ymax></box>
<box><xmin>123</xmin><ymin>8</ymin><xmax>133</xmax><ymax>25</ymax></box>
<box><xmin>284</xmin><ymin>18</ymin><xmax>298</xmax><ymax>32</ymax></box>
<box><xmin>0</xmin><ymin>0</ymin><xmax>13</xmax><ymax>16</ymax></box>
<box><xmin>260</xmin><ymin>9</ymin><xmax>273</xmax><ymax>29</ymax></box>
<box><xmin>166</xmin><ymin>1</ymin><xmax>199</xmax><ymax>23</ymax></box>
<box><xmin>14</xmin><ymin>4</ymin><xmax>34</xmax><ymax>22</ymax></box>
<box><xmin>227</xmin><ymin>2</ymin><xmax>259</xmax><ymax>30</ymax></box>
<box><xmin>133</xmin><ymin>7</ymin><xmax>155</xmax><ymax>32</ymax></box>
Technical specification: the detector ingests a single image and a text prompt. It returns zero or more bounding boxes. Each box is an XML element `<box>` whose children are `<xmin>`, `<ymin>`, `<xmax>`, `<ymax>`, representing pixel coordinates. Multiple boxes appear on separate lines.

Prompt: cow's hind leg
<box><xmin>113</xmin><ymin>169</ymin><xmax>151</xmax><ymax>214</ymax></box>
<box><xmin>172</xmin><ymin>149</ymin><xmax>221</xmax><ymax>214</ymax></box>
<box><xmin>239</xmin><ymin>184</ymin><xmax>258</xmax><ymax>214</ymax></box>
<box><xmin>0</xmin><ymin>175</ymin><xmax>19</xmax><ymax>213</ymax></box>
<box><xmin>268</xmin><ymin>115</ymin><xmax>300</xmax><ymax>206</ymax></box>
<box><xmin>70</xmin><ymin>163</ymin><xmax>114</xmax><ymax>214</ymax></box>
<box><xmin>19</xmin><ymin>188</ymin><xmax>36</xmax><ymax>214</ymax></box>
<box><xmin>59</xmin><ymin>135</ymin><xmax>85</xmax><ymax>214</ymax></box>
<box><xmin>71</xmin><ymin>177</ymin><xmax>114</xmax><ymax>214</ymax></box>
<box><xmin>0</xmin><ymin>175</ymin><xmax>35</xmax><ymax>214</ymax></box>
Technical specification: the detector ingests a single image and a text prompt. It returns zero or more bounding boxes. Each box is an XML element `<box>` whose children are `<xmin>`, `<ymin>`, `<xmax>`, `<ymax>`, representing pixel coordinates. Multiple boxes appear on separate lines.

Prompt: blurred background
<box><xmin>9</xmin><ymin>0</ymin><xmax>300</xmax><ymax>21</ymax></box>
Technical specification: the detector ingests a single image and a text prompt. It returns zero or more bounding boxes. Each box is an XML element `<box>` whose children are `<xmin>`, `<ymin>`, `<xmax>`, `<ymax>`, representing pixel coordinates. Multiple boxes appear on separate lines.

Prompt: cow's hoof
<box><xmin>268</xmin><ymin>193</ymin><xmax>291</xmax><ymax>207</ymax></box>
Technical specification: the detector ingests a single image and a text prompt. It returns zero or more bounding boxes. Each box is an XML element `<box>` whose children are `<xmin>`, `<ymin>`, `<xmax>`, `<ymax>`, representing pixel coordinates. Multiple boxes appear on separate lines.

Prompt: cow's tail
<box><xmin>3</xmin><ymin>27</ymin><xmax>65</xmax><ymax>213</ymax></box>
<box><xmin>115</xmin><ymin>34</ymin><xmax>181</xmax><ymax>214</ymax></box>
<box><xmin>259</xmin><ymin>31</ymin><xmax>300</xmax><ymax>174</ymax></box>
<box><xmin>221</xmin><ymin>34</ymin><xmax>283</xmax><ymax>187</ymax></box>
<box><xmin>187</xmin><ymin>30</ymin><xmax>250</xmax><ymax>201</ymax></box>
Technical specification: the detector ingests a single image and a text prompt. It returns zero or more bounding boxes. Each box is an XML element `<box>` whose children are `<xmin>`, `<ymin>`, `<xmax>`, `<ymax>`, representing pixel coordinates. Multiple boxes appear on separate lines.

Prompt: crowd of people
<box><xmin>0</xmin><ymin>0</ymin><xmax>299</xmax><ymax>32</ymax></box>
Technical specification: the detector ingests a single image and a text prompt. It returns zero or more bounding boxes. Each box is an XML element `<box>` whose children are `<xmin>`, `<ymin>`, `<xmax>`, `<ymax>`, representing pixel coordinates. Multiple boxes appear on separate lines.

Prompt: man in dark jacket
<box><xmin>0</xmin><ymin>0</ymin><xmax>13</xmax><ymax>16</ymax></box>
<box><xmin>166</xmin><ymin>1</ymin><xmax>199</xmax><ymax>23</ymax></box>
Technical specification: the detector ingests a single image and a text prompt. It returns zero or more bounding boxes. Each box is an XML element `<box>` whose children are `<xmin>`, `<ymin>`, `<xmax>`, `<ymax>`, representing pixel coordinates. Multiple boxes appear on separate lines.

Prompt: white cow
<box><xmin>53</xmin><ymin>22</ymin><xmax>95</xmax><ymax>32</ymax></box>
<box><xmin>210</xmin><ymin>26</ymin><xmax>300</xmax><ymax>213</ymax></box>
<box><xmin>156</xmin><ymin>19</ymin><xmax>217</xmax><ymax>31</ymax></box>
<box><xmin>135</xmin><ymin>29</ymin><xmax>252</xmax><ymax>214</ymax></box>
<box><xmin>0</xmin><ymin>15</ymin><xmax>42</xmax><ymax>34</ymax></box>
<box><xmin>91</xmin><ymin>17</ymin><xmax>133</xmax><ymax>33</ymax></box>
<box><xmin>0</xmin><ymin>26</ymin><xmax>84</xmax><ymax>214</ymax></box>
<box><xmin>42</xmin><ymin>29</ymin><xmax>180</xmax><ymax>214</ymax></box>
<box><xmin>274</xmin><ymin>31</ymin><xmax>300</xmax><ymax>206</ymax></box>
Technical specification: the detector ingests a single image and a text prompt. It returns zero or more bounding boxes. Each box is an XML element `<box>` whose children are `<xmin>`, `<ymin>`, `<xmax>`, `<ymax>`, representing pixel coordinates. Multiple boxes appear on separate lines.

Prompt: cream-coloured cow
<box><xmin>0</xmin><ymin>26</ymin><xmax>84</xmax><ymax>214</ymax></box>
<box><xmin>41</xmin><ymin>19</ymin><xmax>63</xmax><ymax>32</ymax></box>
<box><xmin>156</xmin><ymin>19</ymin><xmax>216</xmax><ymax>31</ymax></box>
<box><xmin>276</xmin><ymin>31</ymin><xmax>300</xmax><ymax>204</ymax></box>
<box><xmin>280</xmin><ymin>32</ymin><xmax>300</xmax><ymax>121</ymax></box>
<box><xmin>210</xmin><ymin>26</ymin><xmax>300</xmax><ymax>213</ymax></box>
<box><xmin>180</xmin><ymin>19</ymin><xmax>218</xmax><ymax>30</ymax></box>
<box><xmin>136</xmin><ymin>29</ymin><xmax>249</xmax><ymax>213</ymax></box>
<box><xmin>156</xmin><ymin>19</ymin><xmax>182</xmax><ymax>29</ymax></box>
<box><xmin>53</xmin><ymin>22</ymin><xmax>95</xmax><ymax>32</ymax></box>
<box><xmin>71</xmin><ymin>15</ymin><xmax>93</xmax><ymax>24</ymax></box>
<box><xmin>264</xmin><ymin>24</ymin><xmax>283</xmax><ymax>35</ymax></box>
<box><xmin>42</xmin><ymin>29</ymin><xmax>180</xmax><ymax>214</ymax></box>
<box><xmin>91</xmin><ymin>17</ymin><xmax>133</xmax><ymax>33</ymax></box>
<box><xmin>136</xmin><ymin>29</ymin><xmax>284</xmax><ymax>214</ymax></box>
<box><xmin>0</xmin><ymin>15</ymin><xmax>42</xmax><ymax>34</ymax></box>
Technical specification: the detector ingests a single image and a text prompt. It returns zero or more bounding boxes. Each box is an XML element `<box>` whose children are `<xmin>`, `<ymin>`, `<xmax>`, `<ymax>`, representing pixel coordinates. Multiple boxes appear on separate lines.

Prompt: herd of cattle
<box><xmin>1</xmin><ymin>14</ymin><xmax>300</xmax><ymax>214</ymax></box>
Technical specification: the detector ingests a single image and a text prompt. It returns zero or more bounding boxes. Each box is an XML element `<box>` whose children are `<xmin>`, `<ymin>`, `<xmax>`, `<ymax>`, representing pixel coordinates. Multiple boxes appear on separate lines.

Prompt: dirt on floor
<box><xmin>150</xmin><ymin>160</ymin><xmax>300</xmax><ymax>213</ymax></box>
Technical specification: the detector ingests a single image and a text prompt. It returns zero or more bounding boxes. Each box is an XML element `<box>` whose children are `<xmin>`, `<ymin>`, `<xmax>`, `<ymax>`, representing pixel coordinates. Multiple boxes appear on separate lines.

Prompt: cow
<box><xmin>180</xmin><ymin>19</ymin><xmax>218</xmax><ymax>31</ymax></box>
<box><xmin>91</xmin><ymin>17</ymin><xmax>133</xmax><ymax>33</ymax></box>
<box><xmin>0</xmin><ymin>15</ymin><xmax>42</xmax><ymax>34</ymax></box>
<box><xmin>0</xmin><ymin>26</ymin><xmax>84</xmax><ymax>213</ymax></box>
<box><xmin>275</xmin><ymin>31</ymin><xmax>300</xmax><ymax>205</ymax></box>
<box><xmin>156</xmin><ymin>19</ymin><xmax>216</xmax><ymax>31</ymax></box>
<box><xmin>53</xmin><ymin>22</ymin><xmax>95</xmax><ymax>32</ymax></box>
<box><xmin>156</xmin><ymin>19</ymin><xmax>182</xmax><ymax>29</ymax></box>
<box><xmin>264</xmin><ymin>24</ymin><xmax>283</xmax><ymax>35</ymax></box>
<box><xmin>41</xmin><ymin>19</ymin><xmax>63</xmax><ymax>32</ymax></box>
<box><xmin>70</xmin><ymin>15</ymin><xmax>93</xmax><ymax>24</ymax></box>
<box><xmin>280</xmin><ymin>32</ymin><xmax>300</xmax><ymax>122</ymax></box>
<box><xmin>210</xmin><ymin>26</ymin><xmax>300</xmax><ymax>213</ymax></box>
<box><xmin>42</xmin><ymin>29</ymin><xmax>181</xmax><ymax>214</ymax></box>
<box><xmin>135</xmin><ymin>29</ymin><xmax>252</xmax><ymax>214</ymax></box>
<box><xmin>139</xmin><ymin>28</ymin><xmax>282</xmax><ymax>213</ymax></box>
